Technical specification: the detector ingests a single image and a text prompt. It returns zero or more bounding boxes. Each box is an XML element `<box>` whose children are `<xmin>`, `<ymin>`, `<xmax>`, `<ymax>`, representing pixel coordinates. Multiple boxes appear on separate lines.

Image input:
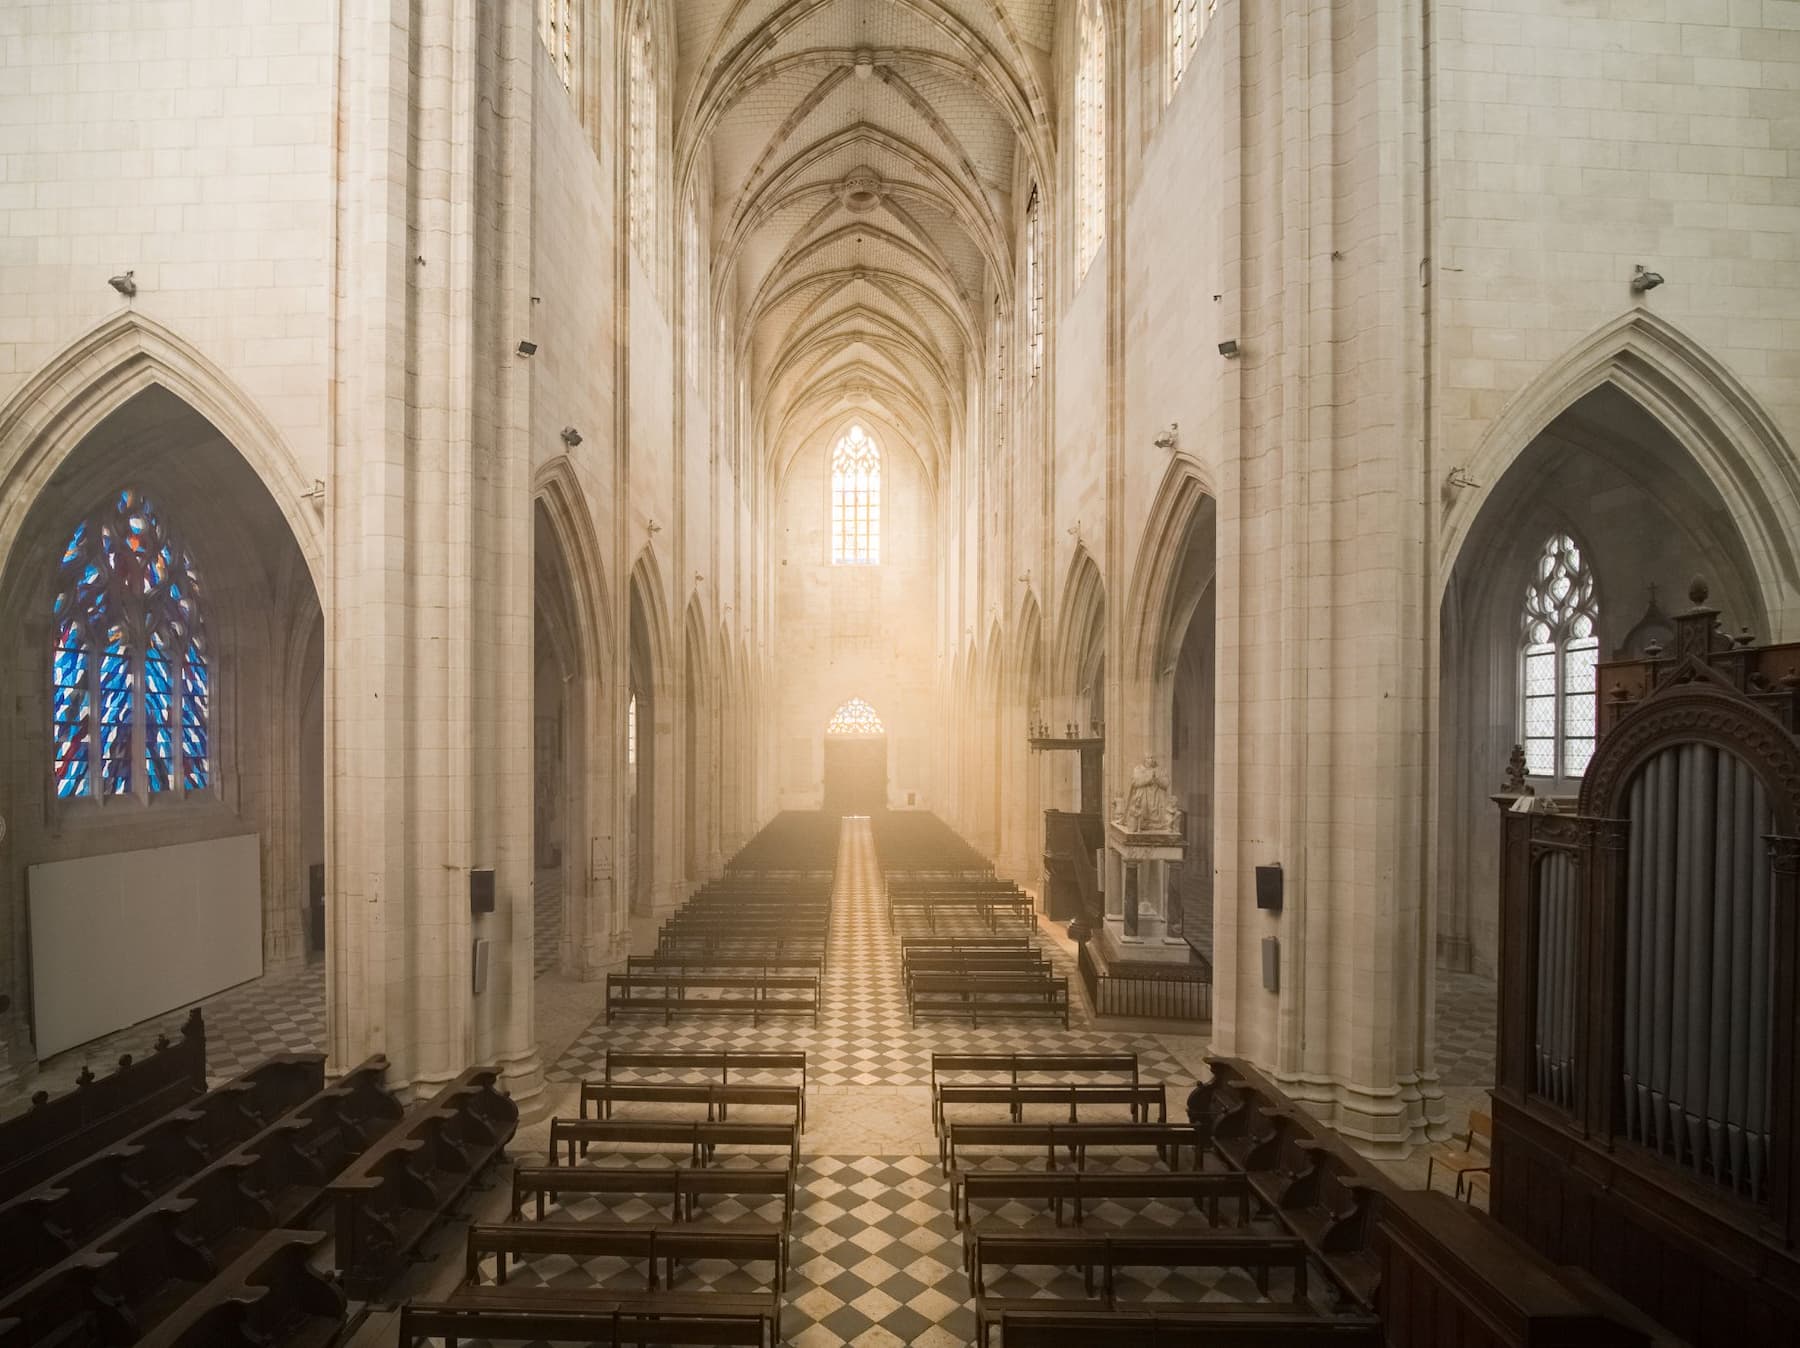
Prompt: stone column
<box><xmin>325</xmin><ymin>0</ymin><xmax>542</xmax><ymax>1107</ymax></box>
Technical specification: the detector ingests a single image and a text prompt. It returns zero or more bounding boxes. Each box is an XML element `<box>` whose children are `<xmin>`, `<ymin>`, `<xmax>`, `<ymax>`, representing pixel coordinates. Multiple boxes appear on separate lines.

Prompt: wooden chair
<box><xmin>1424</xmin><ymin>1109</ymin><xmax>1491</xmax><ymax>1201</ymax></box>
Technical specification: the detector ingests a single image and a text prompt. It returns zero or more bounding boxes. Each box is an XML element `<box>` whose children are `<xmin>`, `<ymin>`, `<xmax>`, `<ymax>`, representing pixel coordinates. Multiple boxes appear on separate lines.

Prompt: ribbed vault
<box><xmin>675</xmin><ymin>0</ymin><xmax>1049</xmax><ymax>488</ymax></box>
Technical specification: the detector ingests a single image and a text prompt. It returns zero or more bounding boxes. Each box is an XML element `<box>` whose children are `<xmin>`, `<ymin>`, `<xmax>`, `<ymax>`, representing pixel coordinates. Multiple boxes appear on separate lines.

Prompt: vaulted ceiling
<box><xmin>673</xmin><ymin>0</ymin><xmax>1056</xmax><ymax>487</ymax></box>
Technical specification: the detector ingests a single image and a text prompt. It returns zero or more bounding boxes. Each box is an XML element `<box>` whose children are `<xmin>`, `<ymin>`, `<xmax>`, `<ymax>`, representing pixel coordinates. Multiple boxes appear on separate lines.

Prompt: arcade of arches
<box><xmin>3</xmin><ymin>0</ymin><xmax>1799</xmax><ymax>1186</ymax></box>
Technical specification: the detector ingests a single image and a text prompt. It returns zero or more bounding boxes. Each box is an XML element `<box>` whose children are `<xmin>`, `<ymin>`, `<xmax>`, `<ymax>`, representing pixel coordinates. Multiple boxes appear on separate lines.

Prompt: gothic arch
<box><xmin>1440</xmin><ymin>311</ymin><xmax>1800</xmax><ymax>622</ymax></box>
<box><xmin>628</xmin><ymin>547</ymin><xmax>674</xmax><ymax>695</ymax></box>
<box><xmin>1125</xmin><ymin>459</ymin><xmax>1217</xmax><ymax>685</ymax></box>
<box><xmin>1054</xmin><ymin>545</ymin><xmax>1107</xmax><ymax>704</ymax></box>
<box><xmin>0</xmin><ymin>312</ymin><xmax>324</xmax><ymax>593</ymax></box>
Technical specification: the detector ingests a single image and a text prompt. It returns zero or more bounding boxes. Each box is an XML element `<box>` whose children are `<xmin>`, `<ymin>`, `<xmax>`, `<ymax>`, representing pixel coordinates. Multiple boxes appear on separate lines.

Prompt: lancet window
<box><xmin>1520</xmin><ymin>532</ymin><xmax>1599</xmax><ymax>779</ymax></box>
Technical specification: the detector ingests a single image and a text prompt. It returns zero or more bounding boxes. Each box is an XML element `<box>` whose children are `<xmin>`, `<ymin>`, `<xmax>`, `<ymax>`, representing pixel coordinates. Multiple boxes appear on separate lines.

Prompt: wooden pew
<box><xmin>397</xmin><ymin>1302</ymin><xmax>768</xmax><ymax>1348</ymax></box>
<box><xmin>547</xmin><ymin>1119</ymin><xmax>798</xmax><ymax>1173</ymax></box>
<box><xmin>934</xmin><ymin>1083</ymin><xmax>1167</xmax><ymax>1146</ymax></box>
<box><xmin>945</xmin><ymin>1122</ymin><xmax>1207</xmax><ymax>1206</ymax></box>
<box><xmin>908</xmin><ymin>973</ymin><xmax>1069</xmax><ymax>1028</ymax></box>
<box><xmin>956</xmin><ymin>1169</ymin><xmax>1252</xmax><ymax>1230</ymax></box>
<box><xmin>604</xmin><ymin>971</ymin><xmax>820</xmax><ymax>1027</ymax></box>
<box><xmin>577</xmin><ymin>1081</ymin><xmax>804</xmax><ymax>1131</ymax></box>
<box><xmin>626</xmin><ymin>954</ymin><xmax>824</xmax><ymax>979</ymax></box>
<box><xmin>329</xmin><ymin>1065</ymin><xmax>517</xmax><ymax>1300</ymax></box>
<box><xmin>601</xmin><ymin>1052</ymin><xmax>807</xmax><ymax>1128</ymax></box>
<box><xmin>889</xmin><ymin>893</ymin><xmax>1035</xmax><ymax>933</ymax></box>
<box><xmin>0</xmin><ymin>1052</ymin><xmax>326</xmax><ymax>1298</ymax></box>
<box><xmin>0</xmin><ymin>1009</ymin><xmax>207</xmax><ymax>1204</ymax></box>
<box><xmin>999</xmin><ymin>1307</ymin><xmax>1384</xmax><ymax>1346</ymax></box>
<box><xmin>509</xmin><ymin>1166</ymin><xmax>793</xmax><ymax>1246</ymax></box>
<box><xmin>970</xmin><ymin>1230</ymin><xmax>1313</xmax><ymax>1348</ymax></box>
<box><xmin>451</xmin><ymin>1222</ymin><xmax>781</xmax><ymax>1342</ymax></box>
<box><xmin>932</xmin><ymin>1052</ymin><xmax>1138</xmax><ymax>1099</ymax></box>
<box><xmin>131</xmin><ymin>1229</ymin><xmax>345</xmax><ymax>1348</ymax></box>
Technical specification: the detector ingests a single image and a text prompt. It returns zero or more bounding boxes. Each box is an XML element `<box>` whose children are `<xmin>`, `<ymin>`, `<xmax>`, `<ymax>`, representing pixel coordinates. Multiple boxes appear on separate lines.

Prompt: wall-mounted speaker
<box><xmin>1255</xmin><ymin>864</ymin><xmax>1283</xmax><ymax>912</ymax></box>
<box><xmin>470</xmin><ymin>868</ymin><xmax>496</xmax><ymax>915</ymax></box>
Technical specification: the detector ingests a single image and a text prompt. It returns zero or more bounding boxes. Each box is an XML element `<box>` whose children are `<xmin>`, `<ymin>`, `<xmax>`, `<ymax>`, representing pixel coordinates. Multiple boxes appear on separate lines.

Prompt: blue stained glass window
<box><xmin>52</xmin><ymin>489</ymin><xmax>209</xmax><ymax>801</ymax></box>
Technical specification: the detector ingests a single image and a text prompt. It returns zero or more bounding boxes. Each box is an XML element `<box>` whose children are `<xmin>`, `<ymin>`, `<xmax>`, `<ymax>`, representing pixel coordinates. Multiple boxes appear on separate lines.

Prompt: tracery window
<box><xmin>1520</xmin><ymin>532</ymin><xmax>1599</xmax><ymax>779</ymax></box>
<box><xmin>992</xmin><ymin>300</ymin><xmax>1006</xmax><ymax>453</ymax></box>
<box><xmin>1169</xmin><ymin>0</ymin><xmax>1217</xmax><ymax>96</ymax></box>
<box><xmin>627</xmin><ymin>5</ymin><xmax>657</xmax><ymax>266</ymax></box>
<box><xmin>538</xmin><ymin>0</ymin><xmax>573</xmax><ymax>87</ymax></box>
<box><xmin>826</xmin><ymin>698</ymin><xmax>885</xmax><ymax>737</ymax></box>
<box><xmin>830</xmin><ymin>424</ymin><xmax>881</xmax><ymax>566</ymax></box>
<box><xmin>627</xmin><ymin>692</ymin><xmax>639</xmax><ymax>769</ymax></box>
<box><xmin>1075</xmin><ymin>0</ymin><xmax>1106</xmax><ymax>278</ymax></box>
<box><xmin>1025</xmin><ymin>185</ymin><xmax>1044</xmax><ymax>379</ymax></box>
<box><xmin>684</xmin><ymin>199</ymin><xmax>703</xmax><ymax>374</ymax></box>
<box><xmin>53</xmin><ymin>489</ymin><xmax>210</xmax><ymax>801</ymax></box>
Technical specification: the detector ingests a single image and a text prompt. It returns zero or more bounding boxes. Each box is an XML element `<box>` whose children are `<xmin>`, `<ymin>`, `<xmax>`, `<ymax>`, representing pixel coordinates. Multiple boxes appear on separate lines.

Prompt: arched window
<box><xmin>992</xmin><ymin>298</ymin><xmax>1006</xmax><ymax>454</ymax></box>
<box><xmin>53</xmin><ymin>489</ymin><xmax>209</xmax><ymax>800</ymax></box>
<box><xmin>538</xmin><ymin>0</ymin><xmax>573</xmax><ymax>87</ymax></box>
<box><xmin>827</xmin><ymin>698</ymin><xmax>885</xmax><ymax>736</ymax></box>
<box><xmin>627</xmin><ymin>692</ymin><xmax>639</xmax><ymax>769</ymax></box>
<box><xmin>830</xmin><ymin>424</ymin><xmax>881</xmax><ymax>566</ymax></box>
<box><xmin>1521</xmin><ymin>532</ymin><xmax>1599</xmax><ymax>779</ymax></box>
<box><xmin>1075</xmin><ymin>0</ymin><xmax>1106</xmax><ymax>278</ymax></box>
<box><xmin>684</xmin><ymin>198</ymin><xmax>703</xmax><ymax>374</ymax></box>
<box><xmin>627</xmin><ymin>4</ymin><xmax>657</xmax><ymax>266</ymax></box>
<box><xmin>1168</xmin><ymin>0</ymin><xmax>1218</xmax><ymax>96</ymax></box>
<box><xmin>1025</xmin><ymin>185</ymin><xmax>1044</xmax><ymax>379</ymax></box>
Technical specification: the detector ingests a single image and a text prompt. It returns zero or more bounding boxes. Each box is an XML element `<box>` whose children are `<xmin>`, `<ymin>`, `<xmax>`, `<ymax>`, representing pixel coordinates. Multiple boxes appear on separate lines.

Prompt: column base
<box><xmin>1266</xmin><ymin>1066</ymin><xmax>1452</xmax><ymax>1158</ymax></box>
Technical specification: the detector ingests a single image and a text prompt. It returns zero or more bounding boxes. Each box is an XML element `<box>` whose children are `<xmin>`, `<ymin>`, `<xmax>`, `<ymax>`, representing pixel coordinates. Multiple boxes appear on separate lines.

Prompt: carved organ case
<box><xmin>1492</xmin><ymin>581</ymin><xmax>1800</xmax><ymax>1344</ymax></box>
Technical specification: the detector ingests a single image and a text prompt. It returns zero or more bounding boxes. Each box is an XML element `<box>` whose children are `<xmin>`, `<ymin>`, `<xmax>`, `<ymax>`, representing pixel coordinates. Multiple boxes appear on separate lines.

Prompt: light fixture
<box><xmin>1631</xmin><ymin>265</ymin><xmax>1664</xmax><ymax>294</ymax></box>
<box><xmin>1153</xmin><ymin>423</ymin><xmax>1179</xmax><ymax>451</ymax></box>
<box><xmin>1217</xmin><ymin>339</ymin><xmax>1240</xmax><ymax>358</ymax></box>
<box><xmin>560</xmin><ymin>426</ymin><xmax>582</xmax><ymax>447</ymax></box>
<box><xmin>108</xmin><ymin>271</ymin><xmax>137</xmax><ymax>298</ymax></box>
<box><xmin>516</xmin><ymin>339</ymin><xmax>538</xmax><ymax>357</ymax></box>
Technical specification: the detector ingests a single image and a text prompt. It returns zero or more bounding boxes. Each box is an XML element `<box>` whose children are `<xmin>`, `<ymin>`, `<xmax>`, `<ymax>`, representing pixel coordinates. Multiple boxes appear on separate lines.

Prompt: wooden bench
<box><xmin>934</xmin><ymin>1082</ymin><xmax>1168</xmax><ymax>1150</ymax></box>
<box><xmin>547</xmin><ymin>1118</ymin><xmax>799</xmax><ymax>1172</ymax></box>
<box><xmin>889</xmin><ymin>893</ymin><xmax>1035</xmax><ymax>932</ymax></box>
<box><xmin>397</xmin><ymin>1301</ymin><xmax>769</xmax><ymax>1347</ymax></box>
<box><xmin>945</xmin><ymin>1122</ymin><xmax>1208</xmax><ymax>1205</ymax></box>
<box><xmin>932</xmin><ymin>1053</ymin><xmax>1138</xmax><ymax>1103</ymax></box>
<box><xmin>578</xmin><ymin>1081</ymin><xmax>804</xmax><ymax>1131</ymax></box>
<box><xmin>329</xmin><ymin>1064</ymin><xmax>518</xmax><ymax>1299</ymax></box>
<box><xmin>447</xmin><ymin>1222</ymin><xmax>782</xmax><ymax>1343</ymax></box>
<box><xmin>909</xmin><ymin>973</ymin><xmax>1069</xmax><ymax>1028</ymax></box>
<box><xmin>601</xmin><ymin>1052</ymin><xmax>807</xmax><ymax>1128</ymax></box>
<box><xmin>131</xmin><ymin>1229</ymin><xmax>345</xmax><ymax>1348</ymax></box>
<box><xmin>604</xmin><ymin>971</ymin><xmax>820</xmax><ymax>1027</ymax></box>
<box><xmin>971</xmin><ymin>1230</ymin><xmax>1314</xmax><ymax>1348</ymax></box>
<box><xmin>957</xmin><ymin>1169</ymin><xmax>1253</xmax><ymax>1230</ymax></box>
<box><xmin>998</xmin><ymin>1306</ymin><xmax>1384</xmax><ymax>1347</ymax></box>
<box><xmin>627</xmin><ymin>953</ymin><xmax>824</xmax><ymax>978</ymax></box>
<box><xmin>0</xmin><ymin>1008</ymin><xmax>207</xmax><ymax>1204</ymax></box>
<box><xmin>509</xmin><ymin>1165</ymin><xmax>793</xmax><ymax>1246</ymax></box>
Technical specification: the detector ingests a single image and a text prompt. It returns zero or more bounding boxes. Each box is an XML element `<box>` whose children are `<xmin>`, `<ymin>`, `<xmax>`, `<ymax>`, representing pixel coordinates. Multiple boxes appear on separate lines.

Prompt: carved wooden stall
<box><xmin>1492</xmin><ymin>580</ymin><xmax>1800</xmax><ymax>1344</ymax></box>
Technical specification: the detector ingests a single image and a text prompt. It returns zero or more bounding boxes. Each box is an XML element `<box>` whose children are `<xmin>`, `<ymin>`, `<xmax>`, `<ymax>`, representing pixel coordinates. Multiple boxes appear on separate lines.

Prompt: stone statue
<box><xmin>1117</xmin><ymin>756</ymin><xmax>1180</xmax><ymax>834</ymax></box>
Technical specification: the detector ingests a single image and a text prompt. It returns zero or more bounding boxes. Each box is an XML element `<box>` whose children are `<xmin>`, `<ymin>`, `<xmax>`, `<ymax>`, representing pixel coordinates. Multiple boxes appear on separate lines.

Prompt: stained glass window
<box><xmin>827</xmin><ymin>698</ymin><xmax>885</xmax><ymax>737</ymax></box>
<box><xmin>1520</xmin><ymin>532</ymin><xmax>1599</xmax><ymax>779</ymax></box>
<box><xmin>1076</xmin><ymin>0</ymin><xmax>1106</xmax><ymax>278</ymax></box>
<box><xmin>830</xmin><ymin>424</ymin><xmax>881</xmax><ymax>566</ymax></box>
<box><xmin>51</xmin><ymin>489</ymin><xmax>209</xmax><ymax>801</ymax></box>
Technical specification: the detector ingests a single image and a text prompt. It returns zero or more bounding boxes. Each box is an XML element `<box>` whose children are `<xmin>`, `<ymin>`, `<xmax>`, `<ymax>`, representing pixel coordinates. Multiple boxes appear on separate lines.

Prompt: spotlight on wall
<box><xmin>1153</xmin><ymin>423</ymin><xmax>1179</xmax><ymax>451</ymax></box>
<box><xmin>108</xmin><ymin>271</ymin><xmax>137</xmax><ymax>298</ymax></box>
<box><xmin>561</xmin><ymin>425</ymin><xmax>582</xmax><ymax>447</ymax></box>
<box><xmin>1631</xmin><ymin>265</ymin><xmax>1664</xmax><ymax>294</ymax></box>
<box><xmin>516</xmin><ymin>339</ymin><xmax>538</xmax><ymax>357</ymax></box>
<box><xmin>1217</xmin><ymin>339</ymin><xmax>1240</xmax><ymax>358</ymax></box>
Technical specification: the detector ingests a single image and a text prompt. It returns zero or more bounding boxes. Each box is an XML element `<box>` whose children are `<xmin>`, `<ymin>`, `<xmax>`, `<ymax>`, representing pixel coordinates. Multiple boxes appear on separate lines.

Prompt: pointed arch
<box><xmin>0</xmin><ymin>312</ymin><xmax>323</xmax><ymax>592</ymax></box>
<box><xmin>628</xmin><ymin>546</ymin><xmax>673</xmax><ymax>694</ymax></box>
<box><xmin>532</xmin><ymin>457</ymin><xmax>615</xmax><ymax>681</ymax></box>
<box><xmin>1126</xmin><ymin>459</ymin><xmax>1217</xmax><ymax>683</ymax></box>
<box><xmin>1054</xmin><ymin>545</ymin><xmax>1107</xmax><ymax>699</ymax></box>
<box><xmin>1441</xmin><ymin>311</ymin><xmax>1800</xmax><ymax>617</ymax></box>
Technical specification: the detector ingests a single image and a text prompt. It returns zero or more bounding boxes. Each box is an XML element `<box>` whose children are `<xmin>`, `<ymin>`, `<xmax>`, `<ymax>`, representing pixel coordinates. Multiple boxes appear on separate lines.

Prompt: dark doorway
<box><xmin>823</xmin><ymin>737</ymin><xmax>888</xmax><ymax>814</ymax></box>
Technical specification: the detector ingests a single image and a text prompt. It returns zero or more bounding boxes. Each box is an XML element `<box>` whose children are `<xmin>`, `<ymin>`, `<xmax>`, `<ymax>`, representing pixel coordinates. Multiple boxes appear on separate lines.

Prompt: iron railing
<box><xmin>1078</xmin><ymin>942</ymin><xmax>1212</xmax><ymax>1022</ymax></box>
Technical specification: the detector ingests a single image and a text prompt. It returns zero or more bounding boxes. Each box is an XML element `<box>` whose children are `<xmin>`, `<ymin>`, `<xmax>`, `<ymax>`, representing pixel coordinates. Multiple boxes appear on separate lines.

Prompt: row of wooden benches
<box><xmin>0</xmin><ymin>1054</ymin><xmax>515</xmax><ymax>1344</ymax></box>
<box><xmin>603</xmin><ymin>969</ymin><xmax>821</xmax><ymax>1027</ymax></box>
<box><xmin>901</xmin><ymin>938</ymin><xmax>1071</xmax><ymax>1028</ymax></box>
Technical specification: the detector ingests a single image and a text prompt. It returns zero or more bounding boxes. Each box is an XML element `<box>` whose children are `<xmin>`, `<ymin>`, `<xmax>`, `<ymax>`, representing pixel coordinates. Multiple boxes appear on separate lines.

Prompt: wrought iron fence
<box><xmin>1078</xmin><ymin>942</ymin><xmax>1213</xmax><ymax>1022</ymax></box>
